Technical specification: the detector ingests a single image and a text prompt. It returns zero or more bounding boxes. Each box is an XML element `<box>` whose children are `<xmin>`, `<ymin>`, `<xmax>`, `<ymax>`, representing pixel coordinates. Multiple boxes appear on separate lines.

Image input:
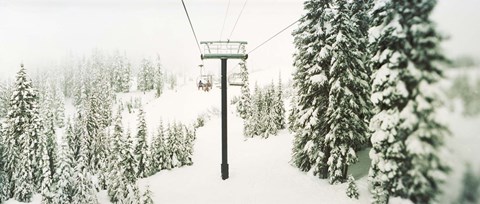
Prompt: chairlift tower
<box><xmin>200</xmin><ymin>41</ymin><xmax>247</xmax><ymax>180</ymax></box>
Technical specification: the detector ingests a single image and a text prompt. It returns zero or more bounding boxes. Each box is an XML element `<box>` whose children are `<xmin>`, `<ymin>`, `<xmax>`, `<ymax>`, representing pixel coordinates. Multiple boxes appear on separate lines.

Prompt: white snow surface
<box><xmin>130</xmin><ymin>83</ymin><xmax>372</xmax><ymax>204</ymax></box>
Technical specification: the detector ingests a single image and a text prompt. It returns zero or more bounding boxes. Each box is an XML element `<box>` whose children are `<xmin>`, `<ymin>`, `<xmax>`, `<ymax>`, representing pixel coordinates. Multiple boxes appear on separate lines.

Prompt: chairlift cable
<box><xmin>181</xmin><ymin>0</ymin><xmax>203</xmax><ymax>55</ymax></box>
<box><xmin>219</xmin><ymin>0</ymin><xmax>231</xmax><ymax>41</ymax></box>
<box><xmin>248</xmin><ymin>17</ymin><xmax>302</xmax><ymax>54</ymax></box>
<box><xmin>228</xmin><ymin>0</ymin><xmax>248</xmax><ymax>40</ymax></box>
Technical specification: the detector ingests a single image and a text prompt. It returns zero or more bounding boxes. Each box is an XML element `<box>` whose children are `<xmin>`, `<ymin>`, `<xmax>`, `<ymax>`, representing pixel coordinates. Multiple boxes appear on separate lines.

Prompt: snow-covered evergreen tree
<box><xmin>44</xmin><ymin>110</ymin><xmax>57</xmax><ymax>182</ymax></box>
<box><xmin>287</xmin><ymin>94</ymin><xmax>299</xmax><ymax>133</ymax></box>
<box><xmin>369</xmin><ymin>0</ymin><xmax>450</xmax><ymax>203</ymax></box>
<box><xmin>5</xmin><ymin>64</ymin><xmax>39</xmax><ymax>201</ymax></box>
<box><xmin>38</xmin><ymin>110</ymin><xmax>56</xmax><ymax>202</ymax></box>
<box><xmin>53</xmin><ymin>140</ymin><xmax>76</xmax><ymax>204</ymax></box>
<box><xmin>73</xmin><ymin>129</ymin><xmax>98</xmax><ymax>204</ymax></box>
<box><xmin>137</xmin><ymin>58</ymin><xmax>155</xmax><ymax>92</ymax></box>
<box><xmin>65</xmin><ymin>119</ymin><xmax>80</xmax><ymax>161</ymax></box>
<box><xmin>135</xmin><ymin>108</ymin><xmax>150</xmax><ymax>178</ymax></box>
<box><xmin>0</xmin><ymin>82</ymin><xmax>13</xmax><ymax>118</ymax></box>
<box><xmin>263</xmin><ymin>84</ymin><xmax>278</xmax><ymax>138</ymax></box>
<box><xmin>0</xmin><ymin>123</ymin><xmax>8</xmax><ymax>203</ymax></box>
<box><xmin>107</xmin><ymin>111</ymin><xmax>126</xmax><ymax>202</ymax></box>
<box><xmin>166</xmin><ymin>122</ymin><xmax>184</xmax><ymax>168</ymax></box>
<box><xmin>244</xmin><ymin>83</ymin><xmax>268</xmax><ymax>138</ymax></box>
<box><xmin>142</xmin><ymin>186</ymin><xmax>154</xmax><ymax>204</ymax></box>
<box><xmin>95</xmin><ymin>130</ymin><xmax>109</xmax><ymax>190</ymax></box>
<box><xmin>324</xmin><ymin>0</ymin><xmax>372</xmax><ymax>184</ymax></box>
<box><xmin>236</xmin><ymin>59</ymin><xmax>251</xmax><ymax>120</ymax></box>
<box><xmin>273</xmin><ymin>75</ymin><xmax>286</xmax><ymax>130</ymax></box>
<box><xmin>183</xmin><ymin>124</ymin><xmax>195</xmax><ymax>166</ymax></box>
<box><xmin>111</xmin><ymin>51</ymin><xmax>131</xmax><ymax>93</ymax></box>
<box><xmin>346</xmin><ymin>175</ymin><xmax>359</xmax><ymax>199</ymax></box>
<box><xmin>53</xmin><ymin>84</ymin><xmax>65</xmax><ymax>128</ymax></box>
<box><xmin>155</xmin><ymin>55</ymin><xmax>164</xmax><ymax>97</ymax></box>
<box><xmin>30</xmin><ymin>105</ymin><xmax>45</xmax><ymax>191</ymax></box>
<box><xmin>122</xmin><ymin>183</ymin><xmax>142</xmax><ymax>204</ymax></box>
<box><xmin>151</xmin><ymin>120</ymin><xmax>168</xmax><ymax>172</ymax></box>
<box><xmin>291</xmin><ymin>0</ymin><xmax>334</xmax><ymax>179</ymax></box>
<box><xmin>123</xmin><ymin>127</ymin><xmax>137</xmax><ymax>183</ymax></box>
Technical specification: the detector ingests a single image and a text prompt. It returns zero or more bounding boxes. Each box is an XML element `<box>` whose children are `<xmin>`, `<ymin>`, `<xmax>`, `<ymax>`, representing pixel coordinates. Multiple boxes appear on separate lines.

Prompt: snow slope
<box><xmin>115</xmin><ymin>82</ymin><xmax>372</xmax><ymax>204</ymax></box>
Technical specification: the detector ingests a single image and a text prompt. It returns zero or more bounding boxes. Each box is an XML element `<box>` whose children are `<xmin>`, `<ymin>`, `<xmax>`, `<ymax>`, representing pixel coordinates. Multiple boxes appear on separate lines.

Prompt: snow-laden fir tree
<box><xmin>287</xmin><ymin>94</ymin><xmax>299</xmax><ymax>133</ymax></box>
<box><xmin>53</xmin><ymin>83</ymin><xmax>65</xmax><ymax>127</ymax></box>
<box><xmin>30</xmin><ymin>104</ymin><xmax>45</xmax><ymax>191</ymax></box>
<box><xmin>263</xmin><ymin>84</ymin><xmax>278</xmax><ymax>138</ymax></box>
<box><xmin>73</xmin><ymin>128</ymin><xmax>98</xmax><ymax>204</ymax></box>
<box><xmin>13</xmin><ymin>127</ymin><xmax>34</xmax><ymax>202</ymax></box>
<box><xmin>0</xmin><ymin>123</ymin><xmax>8</xmax><ymax>203</ymax></box>
<box><xmin>273</xmin><ymin>75</ymin><xmax>286</xmax><ymax>130</ymax></box>
<box><xmin>166</xmin><ymin>122</ymin><xmax>185</xmax><ymax>168</ymax></box>
<box><xmin>43</xmin><ymin>110</ymin><xmax>57</xmax><ymax>182</ymax></box>
<box><xmin>95</xmin><ymin>130</ymin><xmax>110</xmax><ymax>190</ymax></box>
<box><xmin>0</xmin><ymin>82</ymin><xmax>13</xmax><ymax>118</ymax></box>
<box><xmin>243</xmin><ymin>83</ymin><xmax>261</xmax><ymax>138</ymax></box>
<box><xmin>155</xmin><ymin>55</ymin><xmax>164</xmax><ymax>98</ymax></box>
<box><xmin>111</xmin><ymin>51</ymin><xmax>131</xmax><ymax>93</ymax></box>
<box><xmin>247</xmin><ymin>83</ymin><xmax>267</xmax><ymax>138</ymax></box>
<box><xmin>107</xmin><ymin>111</ymin><xmax>127</xmax><ymax>202</ymax></box>
<box><xmin>53</xmin><ymin>140</ymin><xmax>76</xmax><ymax>204</ymax></box>
<box><xmin>368</xmin><ymin>0</ymin><xmax>450</xmax><ymax>203</ymax></box>
<box><xmin>5</xmin><ymin>65</ymin><xmax>39</xmax><ymax>201</ymax></box>
<box><xmin>108</xmin><ymin>122</ymin><xmax>143</xmax><ymax>203</ymax></box>
<box><xmin>142</xmin><ymin>186</ymin><xmax>154</xmax><ymax>204</ymax></box>
<box><xmin>346</xmin><ymin>175</ymin><xmax>359</xmax><ymax>199</ymax></box>
<box><xmin>236</xmin><ymin>57</ymin><xmax>251</xmax><ymax>120</ymax></box>
<box><xmin>138</xmin><ymin>58</ymin><xmax>155</xmax><ymax>92</ymax></box>
<box><xmin>65</xmin><ymin>119</ymin><xmax>80</xmax><ymax>161</ymax></box>
<box><xmin>183</xmin><ymin>124</ymin><xmax>196</xmax><ymax>166</ymax></box>
<box><xmin>39</xmin><ymin>146</ymin><xmax>54</xmax><ymax>203</ymax></box>
<box><xmin>38</xmin><ymin>110</ymin><xmax>57</xmax><ymax>202</ymax></box>
<box><xmin>123</xmin><ymin>127</ymin><xmax>137</xmax><ymax>182</ymax></box>
<box><xmin>150</xmin><ymin>120</ymin><xmax>168</xmax><ymax>172</ymax></box>
<box><xmin>135</xmin><ymin>108</ymin><xmax>151</xmax><ymax>178</ymax></box>
<box><xmin>73</xmin><ymin>105</ymin><xmax>96</xmax><ymax>172</ymax></box>
<box><xmin>291</xmin><ymin>0</ymin><xmax>334</xmax><ymax>179</ymax></box>
<box><xmin>323</xmin><ymin>0</ymin><xmax>372</xmax><ymax>184</ymax></box>
<box><xmin>122</xmin><ymin>183</ymin><xmax>142</xmax><ymax>204</ymax></box>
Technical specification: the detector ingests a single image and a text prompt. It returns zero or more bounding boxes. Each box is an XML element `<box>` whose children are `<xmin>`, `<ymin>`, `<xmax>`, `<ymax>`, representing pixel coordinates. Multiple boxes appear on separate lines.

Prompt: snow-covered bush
<box><xmin>346</xmin><ymin>175</ymin><xmax>359</xmax><ymax>199</ymax></box>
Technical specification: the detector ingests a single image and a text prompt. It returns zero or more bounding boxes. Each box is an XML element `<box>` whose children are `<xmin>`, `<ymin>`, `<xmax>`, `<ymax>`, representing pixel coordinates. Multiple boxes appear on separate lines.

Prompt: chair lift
<box><xmin>197</xmin><ymin>74</ymin><xmax>213</xmax><ymax>91</ymax></box>
<box><xmin>228</xmin><ymin>73</ymin><xmax>244</xmax><ymax>86</ymax></box>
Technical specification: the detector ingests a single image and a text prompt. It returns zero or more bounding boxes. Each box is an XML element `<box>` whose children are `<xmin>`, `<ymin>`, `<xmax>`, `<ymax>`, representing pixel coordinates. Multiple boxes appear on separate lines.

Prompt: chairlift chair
<box><xmin>228</xmin><ymin>73</ymin><xmax>244</xmax><ymax>86</ymax></box>
<box><xmin>197</xmin><ymin>74</ymin><xmax>213</xmax><ymax>91</ymax></box>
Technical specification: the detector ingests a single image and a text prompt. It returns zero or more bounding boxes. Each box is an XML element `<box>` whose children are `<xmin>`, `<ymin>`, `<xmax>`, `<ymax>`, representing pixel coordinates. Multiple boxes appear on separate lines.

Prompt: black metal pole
<box><xmin>221</xmin><ymin>58</ymin><xmax>229</xmax><ymax>180</ymax></box>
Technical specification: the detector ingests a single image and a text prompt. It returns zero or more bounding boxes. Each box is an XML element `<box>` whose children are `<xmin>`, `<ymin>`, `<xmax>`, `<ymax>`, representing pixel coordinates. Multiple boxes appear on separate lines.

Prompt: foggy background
<box><xmin>0</xmin><ymin>0</ymin><xmax>479</xmax><ymax>80</ymax></box>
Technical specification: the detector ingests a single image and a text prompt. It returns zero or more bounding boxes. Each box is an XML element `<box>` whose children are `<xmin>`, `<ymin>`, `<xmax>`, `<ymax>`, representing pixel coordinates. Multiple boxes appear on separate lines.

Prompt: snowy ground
<box><xmin>111</xmin><ymin>82</ymin><xmax>373</xmax><ymax>204</ymax></box>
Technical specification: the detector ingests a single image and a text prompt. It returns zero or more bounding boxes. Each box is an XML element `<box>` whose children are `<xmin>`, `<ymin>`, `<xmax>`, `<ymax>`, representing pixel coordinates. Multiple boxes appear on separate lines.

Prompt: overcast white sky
<box><xmin>0</xmin><ymin>0</ymin><xmax>479</xmax><ymax>80</ymax></box>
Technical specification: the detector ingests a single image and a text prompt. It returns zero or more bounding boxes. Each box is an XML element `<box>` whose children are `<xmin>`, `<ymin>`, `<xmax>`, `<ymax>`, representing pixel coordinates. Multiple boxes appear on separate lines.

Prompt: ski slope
<box><xmin>124</xmin><ymin>82</ymin><xmax>371</xmax><ymax>204</ymax></box>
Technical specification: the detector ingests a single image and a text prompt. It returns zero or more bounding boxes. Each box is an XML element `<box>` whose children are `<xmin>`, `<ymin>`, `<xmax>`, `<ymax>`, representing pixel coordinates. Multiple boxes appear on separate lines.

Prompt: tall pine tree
<box><xmin>5</xmin><ymin>64</ymin><xmax>39</xmax><ymax>202</ymax></box>
<box><xmin>369</xmin><ymin>0</ymin><xmax>450</xmax><ymax>203</ymax></box>
<box><xmin>0</xmin><ymin>123</ymin><xmax>8</xmax><ymax>203</ymax></box>
<box><xmin>236</xmin><ymin>59</ymin><xmax>251</xmax><ymax>120</ymax></box>
<box><xmin>135</xmin><ymin>108</ymin><xmax>150</xmax><ymax>178</ymax></box>
<box><xmin>150</xmin><ymin>120</ymin><xmax>168</xmax><ymax>172</ymax></box>
<box><xmin>291</xmin><ymin>0</ymin><xmax>334</xmax><ymax>179</ymax></box>
<box><xmin>53</xmin><ymin>140</ymin><xmax>76</xmax><ymax>204</ymax></box>
<box><xmin>273</xmin><ymin>75</ymin><xmax>286</xmax><ymax>130</ymax></box>
<box><xmin>324</xmin><ymin>0</ymin><xmax>372</xmax><ymax>184</ymax></box>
